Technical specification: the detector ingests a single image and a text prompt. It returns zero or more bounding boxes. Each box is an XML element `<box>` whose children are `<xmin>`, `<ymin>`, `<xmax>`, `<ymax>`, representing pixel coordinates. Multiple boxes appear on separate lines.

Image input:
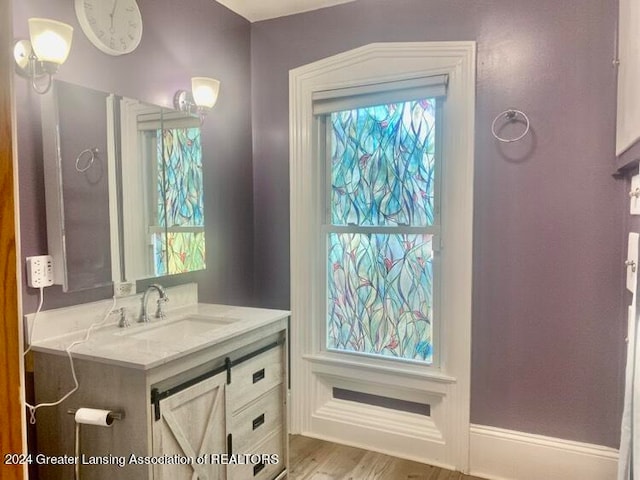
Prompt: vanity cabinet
<box><xmin>33</xmin><ymin>318</ymin><xmax>288</xmax><ymax>480</ymax></box>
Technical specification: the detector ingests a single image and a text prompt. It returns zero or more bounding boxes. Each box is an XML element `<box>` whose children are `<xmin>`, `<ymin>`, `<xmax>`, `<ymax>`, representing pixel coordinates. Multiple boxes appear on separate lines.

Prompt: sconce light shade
<box><xmin>15</xmin><ymin>18</ymin><xmax>73</xmax><ymax>94</ymax></box>
<box><xmin>28</xmin><ymin>18</ymin><xmax>73</xmax><ymax>66</ymax></box>
<box><xmin>191</xmin><ymin>77</ymin><xmax>220</xmax><ymax>109</ymax></box>
<box><xmin>174</xmin><ymin>77</ymin><xmax>221</xmax><ymax>123</ymax></box>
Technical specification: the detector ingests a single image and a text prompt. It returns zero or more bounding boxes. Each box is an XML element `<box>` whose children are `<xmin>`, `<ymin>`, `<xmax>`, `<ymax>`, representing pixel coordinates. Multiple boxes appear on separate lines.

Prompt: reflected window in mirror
<box><xmin>153</xmin><ymin>127</ymin><xmax>205</xmax><ymax>275</ymax></box>
<box><xmin>120</xmin><ymin>99</ymin><xmax>206</xmax><ymax>281</ymax></box>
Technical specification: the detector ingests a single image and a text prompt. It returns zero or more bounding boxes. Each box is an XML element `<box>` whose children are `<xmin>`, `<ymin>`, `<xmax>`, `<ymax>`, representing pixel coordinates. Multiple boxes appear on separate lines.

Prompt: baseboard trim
<box><xmin>469</xmin><ymin>424</ymin><xmax>619</xmax><ymax>480</ymax></box>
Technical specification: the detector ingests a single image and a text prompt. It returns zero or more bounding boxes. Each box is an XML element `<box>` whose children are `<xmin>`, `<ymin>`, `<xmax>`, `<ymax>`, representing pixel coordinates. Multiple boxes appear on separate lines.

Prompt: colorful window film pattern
<box><xmin>153</xmin><ymin>232</ymin><xmax>206</xmax><ymax>276</ymax></box>
<box><xmin>327</xmin><ymin>233</ymin><xmax>433</xmax><ymax>363</ymax></box>
<box><xmin>154</xmin><ymin>127</ymin><xmax>206</xmax><ymax>275</ymax></box>
<box><xmin>157</xmin><ymin>127</ymin><xmax>204</xmax><ymax>228</ymax></box>
<box><xmin>330</xmin><ymin>99</ymin><xmax>436</xmax><ymax>227</ymax></box>
<box><xmin>327</xmin><ymin>99</ymin><xmax>437</xmax><ymax>363</ymax></box>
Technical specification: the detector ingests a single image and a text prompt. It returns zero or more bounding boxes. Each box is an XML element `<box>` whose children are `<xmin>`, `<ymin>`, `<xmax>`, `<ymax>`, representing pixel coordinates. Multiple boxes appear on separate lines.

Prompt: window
<box><xmin>289</xmin><ymin>42</ymin><xmax>475</xmax><ymax>469</ymax></box>
<box><xmin>324</xmin><ymin>99</ymin><xmax>440</xmax><ymax>364</ymax></box>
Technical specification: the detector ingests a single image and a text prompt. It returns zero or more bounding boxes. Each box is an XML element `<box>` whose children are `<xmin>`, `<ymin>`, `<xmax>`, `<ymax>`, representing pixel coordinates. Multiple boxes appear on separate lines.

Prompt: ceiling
<box><xmin>215</xmin><ymin>0</ymin><xmax>356</xmax><ymax>22</ymax></box>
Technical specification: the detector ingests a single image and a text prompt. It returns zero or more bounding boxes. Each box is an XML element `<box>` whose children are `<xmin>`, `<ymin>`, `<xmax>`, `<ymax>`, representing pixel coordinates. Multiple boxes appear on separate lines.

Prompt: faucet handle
<box><xmin>117</xmin><ymin>307</ymin><xmax>131</xmax><ymax>328</ymax></box>
<box><xmin>155</xmin><ymin>296</ymin><xmax>169</xmax><ymax>319</ymax></box>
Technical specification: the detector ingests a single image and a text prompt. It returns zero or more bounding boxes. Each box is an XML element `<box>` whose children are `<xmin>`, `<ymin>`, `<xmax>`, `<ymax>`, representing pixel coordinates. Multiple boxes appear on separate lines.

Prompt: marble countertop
<box><xmin>30</xmin><ymin>303</ymin><xmax>289</xmax><ymax>370</ymax></box>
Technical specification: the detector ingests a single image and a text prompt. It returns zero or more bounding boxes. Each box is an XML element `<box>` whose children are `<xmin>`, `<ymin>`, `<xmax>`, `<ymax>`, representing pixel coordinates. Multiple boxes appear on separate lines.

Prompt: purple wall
<box><xmin>14</xmin><ymin>0</ymin><xmax>254</xmax><ymax>312</ymax></box>
<box><xmin>250</xmin><ymin>0</ymin><xmax>626</xmax><ymax>447</ymax></box>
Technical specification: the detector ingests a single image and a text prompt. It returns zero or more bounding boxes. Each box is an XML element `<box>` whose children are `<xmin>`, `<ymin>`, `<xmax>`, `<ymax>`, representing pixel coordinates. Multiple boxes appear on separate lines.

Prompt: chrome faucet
<box><xmin>138</xmin><ymin>284</ymin><xmax>169</xmax><ymax>323</ymax></box>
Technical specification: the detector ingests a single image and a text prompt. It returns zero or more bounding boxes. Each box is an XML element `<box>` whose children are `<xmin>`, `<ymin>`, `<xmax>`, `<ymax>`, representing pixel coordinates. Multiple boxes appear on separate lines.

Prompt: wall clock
<box><xmin>74</xmin><ymin>0</ymin><xmax>143</xmax><ymax>56</ymax></box>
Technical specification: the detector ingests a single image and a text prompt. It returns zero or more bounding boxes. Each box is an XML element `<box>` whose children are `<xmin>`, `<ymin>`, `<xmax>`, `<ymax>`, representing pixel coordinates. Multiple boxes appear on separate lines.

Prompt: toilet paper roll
<box><xmin>74</xmin><ymin>408</ymin><xmax>115</xmax><ymax>427</ymax></box>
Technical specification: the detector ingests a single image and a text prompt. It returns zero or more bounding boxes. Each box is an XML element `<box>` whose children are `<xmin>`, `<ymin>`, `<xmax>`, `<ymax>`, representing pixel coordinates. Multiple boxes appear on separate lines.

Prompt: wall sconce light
<box><xmin>14</xmin><ymin>18</ymin><xmax>74</xmax><ymax>95</ymax></box>
<box><xmin>174</xmin><ymin>77</ymin><xmax>221</xmax><ymax>119</ymax></box>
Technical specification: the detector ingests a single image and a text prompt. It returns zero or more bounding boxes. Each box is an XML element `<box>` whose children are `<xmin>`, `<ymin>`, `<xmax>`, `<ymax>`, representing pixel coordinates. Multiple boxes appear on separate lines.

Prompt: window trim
<box><xmin>290</xmin><ymin>42</ymin><xmax>475</xmax><ymax>470</ymax></box>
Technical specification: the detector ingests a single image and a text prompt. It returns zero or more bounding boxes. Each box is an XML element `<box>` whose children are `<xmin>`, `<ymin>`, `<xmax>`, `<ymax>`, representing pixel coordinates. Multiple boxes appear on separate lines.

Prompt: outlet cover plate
<box><xmin>628</xmin><ymin>233</ymin><xmax>640</xmax><ymax>293</ymax></box>
<box><xmin>114</xmin><ymin>281</ymin><xmax>136</xmax><ymax>298</ymax></box>
<box><xmin>631</xmin><ymin>174</ymin><xmax>640</xmax><ymax>215</ymax></box>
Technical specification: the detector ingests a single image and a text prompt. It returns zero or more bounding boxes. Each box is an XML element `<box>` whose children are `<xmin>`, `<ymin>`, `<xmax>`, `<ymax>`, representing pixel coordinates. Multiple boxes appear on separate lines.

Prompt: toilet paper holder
<box><xmin>67</xmin><ymin>408</ymin><xmax>124</xmax><ymax>424</ymax></box>
<box><xmin>67</xmin><ymin>408</ymin><xmax>124</xmax><ymax>480</ymax></box>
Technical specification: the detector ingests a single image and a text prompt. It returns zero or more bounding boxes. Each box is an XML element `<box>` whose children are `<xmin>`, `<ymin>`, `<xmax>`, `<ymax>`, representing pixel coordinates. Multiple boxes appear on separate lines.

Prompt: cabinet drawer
<box><xmin>228</xmin><ymin>345</ymin><xmax>283</xmax><ymax>411</ymax></box>
<box><xmin>230</xmin><ymin>385</ymin><xmax>283</xmax><ymax>453</ymax></box>
<box><xmin>227</xmin><ymin>429</ymin><xmax>285</xmax><ymax>480</ymax></box>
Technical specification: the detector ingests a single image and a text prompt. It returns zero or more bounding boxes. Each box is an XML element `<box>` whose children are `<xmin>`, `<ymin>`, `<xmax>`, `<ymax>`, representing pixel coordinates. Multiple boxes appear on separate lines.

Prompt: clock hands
<box><xmin>109</xmin><ymin>0</ymin><xmax>119</xmax><ymax>33</ymax></box>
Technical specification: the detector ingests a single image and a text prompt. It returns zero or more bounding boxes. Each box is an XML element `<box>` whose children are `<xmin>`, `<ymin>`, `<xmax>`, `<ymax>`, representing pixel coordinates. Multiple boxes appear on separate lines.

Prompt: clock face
<box><xmin>75</xmin><ymin>0</ymin><xmax>143</xmax><ymax>56</ymax></box>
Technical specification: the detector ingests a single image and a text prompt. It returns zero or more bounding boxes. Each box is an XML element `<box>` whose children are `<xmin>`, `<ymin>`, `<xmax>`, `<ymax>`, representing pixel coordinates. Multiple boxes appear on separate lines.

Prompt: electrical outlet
<box><xmin>114</xmin><ymin>281</ymin><xmax>136</xmax><ymax>298</ymax></box>
<box><xmin>26</xmin><ymin>255</ymin><xmax>54</xmax><ymax>288</ymax></box>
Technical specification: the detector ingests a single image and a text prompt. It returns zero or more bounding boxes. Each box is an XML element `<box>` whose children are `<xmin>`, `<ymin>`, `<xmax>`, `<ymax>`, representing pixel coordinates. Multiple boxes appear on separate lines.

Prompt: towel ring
<box><xmin>75</xmin><ymin>148</ymin><xmax>98</xmax><ymax>173</ymax></box>
<box><xmin>491</xmin><ymin>109</ymin><xmax>530</xmax><ymax>143</ymax></box>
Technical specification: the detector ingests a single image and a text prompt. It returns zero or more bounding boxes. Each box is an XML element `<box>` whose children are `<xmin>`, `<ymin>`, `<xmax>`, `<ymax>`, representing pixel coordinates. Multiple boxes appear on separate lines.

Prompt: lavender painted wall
<box><xmin>250</xmin><ymin>0</ymin><xmax>626</xmax><ymax>447</ymax></box>
<box><xmin>14</xmin><ymin>0</ymin><xmax>254</xmax><ymax>313</ymax></box>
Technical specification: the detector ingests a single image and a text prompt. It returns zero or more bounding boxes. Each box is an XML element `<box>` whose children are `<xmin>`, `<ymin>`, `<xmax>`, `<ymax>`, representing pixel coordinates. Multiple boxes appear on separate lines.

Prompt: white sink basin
<box><xmin>120</xmin><ymin>315</ymin><xmax>238</xmax><ymax>342</ymax></box>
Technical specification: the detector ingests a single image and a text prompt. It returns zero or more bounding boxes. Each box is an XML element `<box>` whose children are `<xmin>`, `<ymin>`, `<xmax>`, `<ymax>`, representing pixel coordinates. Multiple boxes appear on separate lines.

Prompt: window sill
<box><xmin>303</xmin><ymin>352</ymin><xmax>457</xmax><ymax>385</ymax></box>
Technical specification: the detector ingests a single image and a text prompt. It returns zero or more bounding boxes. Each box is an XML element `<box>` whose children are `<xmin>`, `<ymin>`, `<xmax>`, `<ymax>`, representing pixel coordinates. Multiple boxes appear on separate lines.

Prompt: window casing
<box><xmin>289</xmin><ymin>42</ymin><xmax>475</xmax><ymax>469</ymax></box>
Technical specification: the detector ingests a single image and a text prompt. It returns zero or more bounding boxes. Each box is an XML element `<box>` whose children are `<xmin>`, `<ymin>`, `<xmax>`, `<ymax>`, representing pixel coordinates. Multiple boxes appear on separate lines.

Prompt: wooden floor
<box><xmin>289</xmin><ymin>435</ymin><xmax>485</xmax><ymax>480</ymax></box>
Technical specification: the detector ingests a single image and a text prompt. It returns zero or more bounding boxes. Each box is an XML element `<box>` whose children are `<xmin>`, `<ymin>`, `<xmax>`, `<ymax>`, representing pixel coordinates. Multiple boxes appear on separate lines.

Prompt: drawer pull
<box><xmin>253</xmin><ymin>462</ymin><xmax>265</xmax><ymax>476</ymax></box>
<box><xmin>252</xmin><ymin>413</ymin><xmax>265</xmax><ymax>430</ymax></box>
<box><xmin>252</xmin><ymin>368</ymin><xmax>265</xmax><ymax>384</ymax></box>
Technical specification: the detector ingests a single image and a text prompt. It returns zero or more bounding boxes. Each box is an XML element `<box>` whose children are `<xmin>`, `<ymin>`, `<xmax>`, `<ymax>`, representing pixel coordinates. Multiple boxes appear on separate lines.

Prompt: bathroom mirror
<box><xmin>41</xmin><ymin>81</ymin><xmax>205</xmax><ymax>292</ymax></box>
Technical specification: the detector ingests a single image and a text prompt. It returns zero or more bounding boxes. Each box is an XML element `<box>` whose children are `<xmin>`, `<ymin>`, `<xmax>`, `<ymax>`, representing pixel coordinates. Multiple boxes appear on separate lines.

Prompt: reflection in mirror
<box><xmin>41</xmin><ymin>81</ymin><xmax>113</xmax><ymax>292</ymax></box>
<box><xmin>41</xmin><ymin>81</ymin><xmax>206</xmax><ymax>292</ymax></box>
<box><xmin>118</xmin><ymin>99</ymin><xmax>206</xmax><ymax>281</ymax></box>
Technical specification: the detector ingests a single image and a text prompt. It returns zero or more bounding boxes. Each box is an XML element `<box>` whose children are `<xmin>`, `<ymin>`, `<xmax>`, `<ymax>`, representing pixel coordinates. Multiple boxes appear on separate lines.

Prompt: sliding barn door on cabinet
<box><xmin>152</xmin><ymin>372</ymin><xmax>227</xmax><ymax>480</ymax></box>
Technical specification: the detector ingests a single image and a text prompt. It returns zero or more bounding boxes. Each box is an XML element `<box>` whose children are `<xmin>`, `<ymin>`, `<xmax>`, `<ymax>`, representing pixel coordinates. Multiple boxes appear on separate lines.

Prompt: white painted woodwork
<box><xmin>152</xmin><ymin>372</ymin><xmax>227</xmax><ymax>480</ymax></box>
<box><xmin>214</xmin><ymin>0</ymin><xmax>356</xmax><ymax>22</ymax></box>
<box><xmin>617</xmin><ymin>0</ymin><xmax>640</xmax><ymax>155</ymax></box>
<box><xmin>289</xmin><ymin>42</ymin><xmax>476</xmax><ymax>471</ymax></box>
<box><xmin>469</xmin><ymin>425</ymin><xmax>618</xmax><ymax>480</ymax></box>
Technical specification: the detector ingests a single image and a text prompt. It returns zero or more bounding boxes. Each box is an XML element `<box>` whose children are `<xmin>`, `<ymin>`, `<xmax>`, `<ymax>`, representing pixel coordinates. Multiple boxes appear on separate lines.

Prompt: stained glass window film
<box><xmin>330</xmin><ymin>99</ymin><xmax>436</xmax><ymax>227</ymax></box>
<box><xmin>153</xmin><ymin>231</ymin><xmax>205</xmax><ymax>276</ymax></box>
<box><xmin>157</xmin><ymin>127</ymin><xmax>204</xmax><ymax>228</ymax></box>
<box><xmin>327</xmin><ymin>233</ymin><xmax>433</xmax><ymax>363</ymax></box>
<box><xmin>154</xmin><ymin>127</ymin><xmax>206</xmax><ymax>276</ymax></box>
<box><xmin>326</xmin><ymin>99</ymin><xmax>437</xmax><ymax>364</ymax></box>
